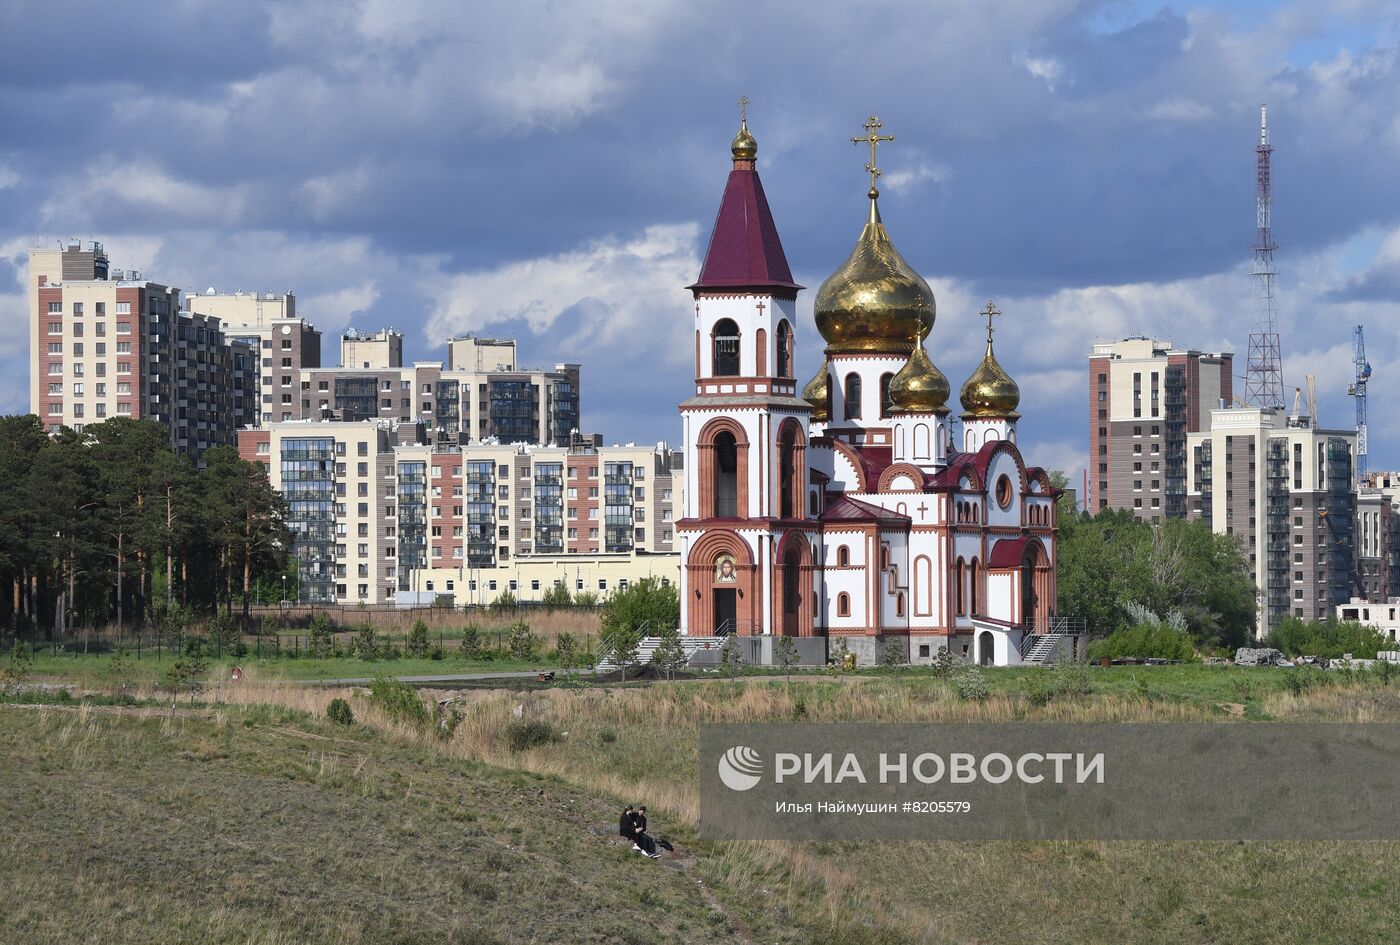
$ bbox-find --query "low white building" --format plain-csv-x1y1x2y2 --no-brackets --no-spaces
1336,598,1400,642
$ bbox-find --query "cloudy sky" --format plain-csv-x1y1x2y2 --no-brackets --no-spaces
3,0,1400,488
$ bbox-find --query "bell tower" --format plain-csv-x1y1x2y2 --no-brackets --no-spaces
679,103,815,638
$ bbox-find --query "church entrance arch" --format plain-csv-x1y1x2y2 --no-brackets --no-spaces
689,531,758,636
978,631,996,666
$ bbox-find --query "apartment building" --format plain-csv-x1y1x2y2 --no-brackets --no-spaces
1088,338,1233,518
240,421,681,604
301,337,581,445
340,328,403,369
186,290,323,425
1186,407,1355,639
1355,471,1400,602
28,242,251,459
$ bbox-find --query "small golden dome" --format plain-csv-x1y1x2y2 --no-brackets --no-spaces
960,335,1020,419
801,362,830,422
813,191,934,354
888,333,950,414
731,119,758,162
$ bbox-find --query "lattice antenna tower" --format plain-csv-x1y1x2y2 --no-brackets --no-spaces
1244,104,1286,410
1348,325,1371,482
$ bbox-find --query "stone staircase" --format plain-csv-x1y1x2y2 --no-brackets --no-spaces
1018,616,1085,666
595,634,728,673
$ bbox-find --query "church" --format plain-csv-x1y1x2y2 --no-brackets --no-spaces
676,111,1059,667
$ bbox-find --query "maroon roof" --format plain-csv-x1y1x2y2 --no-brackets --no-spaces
689,165,802,295
821,494,911,525
988,537,1031,569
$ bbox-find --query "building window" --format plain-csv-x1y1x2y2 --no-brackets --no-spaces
836,545,849,566
879,372,894,418
837,593,851,617
712,318,741,376
775,320,793,377
844,373,862,419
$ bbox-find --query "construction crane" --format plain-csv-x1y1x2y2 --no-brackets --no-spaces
1348,325,1371,482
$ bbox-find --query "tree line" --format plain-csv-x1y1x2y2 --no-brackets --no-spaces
0,415,289,638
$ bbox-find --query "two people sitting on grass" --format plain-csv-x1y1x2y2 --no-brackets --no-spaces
618,804,665,859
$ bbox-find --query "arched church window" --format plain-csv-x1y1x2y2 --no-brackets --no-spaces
783,546,801,614
779,423,798,519
837,545,849,567
713,431,739,517
969,558,979,616
896,593,905,617
809,491,818,516
955,558,966,616
713,319,741,376
776,321,793,378
837,593,851,617
995,474,1013,510
880,372,894,418
844,374,862,419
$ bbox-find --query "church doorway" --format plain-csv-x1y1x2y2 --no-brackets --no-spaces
714,589,738,635
978,631,995,666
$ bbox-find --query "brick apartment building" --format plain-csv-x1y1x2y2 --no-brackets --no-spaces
1088,338,1232,519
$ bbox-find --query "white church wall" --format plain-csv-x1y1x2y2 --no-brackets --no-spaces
827,353,906,428
986,572,1016,624
822,528,869,632
878,529,911,627
984,450,1024,530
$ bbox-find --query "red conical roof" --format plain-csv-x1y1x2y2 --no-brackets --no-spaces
689,159,801,297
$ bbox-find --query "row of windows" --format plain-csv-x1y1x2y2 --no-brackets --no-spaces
47,301,131,315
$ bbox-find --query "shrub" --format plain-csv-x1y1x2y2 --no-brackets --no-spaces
930,647,955,678
308,613,335,659
508,621,537,661
207,613,240,657
880,640,905,673
2,641,32,689
540,583,572,608
774,635,800,680
953,666,989,701
555,632,578,674
573,590,600,608
460,626,484,660
354,623,378,661
326,697,354,726
1086,624,1198,663
491,589,518,612
651,625,687,680
407,619,430,658
368,675,429,727
719,636,744,679
503,719,558,753
430,645,445,661
1054,659,1093,697
1267,617,1391,660
601,577,679,640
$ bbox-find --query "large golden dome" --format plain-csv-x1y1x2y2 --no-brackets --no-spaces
960,333,1020,419
813,191,934,354
801,363,830,421
888,332,949,414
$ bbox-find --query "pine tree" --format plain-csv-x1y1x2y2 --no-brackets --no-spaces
650,624,687,680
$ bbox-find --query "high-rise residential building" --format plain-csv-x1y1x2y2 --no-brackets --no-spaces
1355,471,1400,602
340,328,403,369
28,242,248,460
300,340,581,445
1088,338,1233,518
239,420,680,604
1186,407,1355,639
186,290,323,425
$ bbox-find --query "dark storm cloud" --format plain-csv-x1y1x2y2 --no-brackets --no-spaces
2,0,1400,479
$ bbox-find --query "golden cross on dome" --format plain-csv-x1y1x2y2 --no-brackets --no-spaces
738,95,750,124
913,293,927,348
981,300,1002,342
851,115,894,192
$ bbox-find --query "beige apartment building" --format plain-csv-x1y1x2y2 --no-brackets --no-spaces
1186,407,1355,639
1088,338,1232,518
340,328,403,369
187,290,323,425
240,421,681,604
300,334,581,445
29,243,254,459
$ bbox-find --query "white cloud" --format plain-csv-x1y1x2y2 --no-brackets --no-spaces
882,162,951,196
1146,97,1215,121
423,222,701,360
1014,53,1063,90
0,165,18,190
38,162,250,228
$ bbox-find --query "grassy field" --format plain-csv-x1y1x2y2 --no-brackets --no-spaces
25,651,546,688
0,703,836,945
8,664,1400,943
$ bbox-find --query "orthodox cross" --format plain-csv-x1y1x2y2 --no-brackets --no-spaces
981,300,1002,343
851,115,894,191
916,501,929,517
738,95,750,123
755,300,766,317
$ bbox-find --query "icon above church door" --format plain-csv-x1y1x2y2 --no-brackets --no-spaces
714,554,738,584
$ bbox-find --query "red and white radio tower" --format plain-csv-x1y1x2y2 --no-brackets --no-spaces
1244,104,1286,409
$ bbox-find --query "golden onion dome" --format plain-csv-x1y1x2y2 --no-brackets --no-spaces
888,332,950,414
813,190,934,354
731,118,758,162
960,332,1020,419
801,362,831,422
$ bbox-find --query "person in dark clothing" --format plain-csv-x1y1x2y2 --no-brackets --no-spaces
630,806,660,858
619,805,636,842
